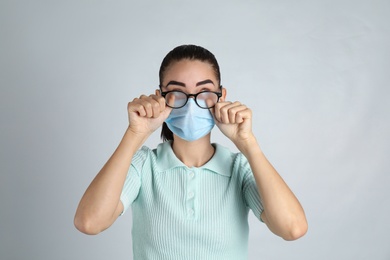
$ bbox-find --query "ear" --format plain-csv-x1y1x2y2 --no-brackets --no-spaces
220,87,227,102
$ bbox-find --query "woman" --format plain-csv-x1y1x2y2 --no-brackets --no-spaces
74,44,308,259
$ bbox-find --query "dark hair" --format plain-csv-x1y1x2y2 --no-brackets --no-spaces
159,44,221,142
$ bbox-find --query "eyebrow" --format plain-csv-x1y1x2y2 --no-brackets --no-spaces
196,79,215,87
165,79,215,88
165,80,185,88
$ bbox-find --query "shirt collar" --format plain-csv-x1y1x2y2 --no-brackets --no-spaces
156,141,232,177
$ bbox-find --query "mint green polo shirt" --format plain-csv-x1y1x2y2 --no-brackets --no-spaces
120,141,263,260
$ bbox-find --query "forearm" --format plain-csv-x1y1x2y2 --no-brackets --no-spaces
236,135,308,240
74,128,148,234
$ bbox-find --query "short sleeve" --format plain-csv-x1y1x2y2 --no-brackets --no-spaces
240,155,264,222
119,146,149,215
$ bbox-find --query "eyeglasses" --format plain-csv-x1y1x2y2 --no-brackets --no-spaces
161,90,222,109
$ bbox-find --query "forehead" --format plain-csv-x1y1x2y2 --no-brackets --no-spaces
162,59,217,84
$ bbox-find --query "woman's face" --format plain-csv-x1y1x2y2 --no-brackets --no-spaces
160,59,221,95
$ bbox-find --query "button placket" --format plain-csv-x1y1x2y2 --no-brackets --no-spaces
186,169,197,220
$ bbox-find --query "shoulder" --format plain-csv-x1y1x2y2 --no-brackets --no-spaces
134,145,153,159
134,143,165,160
131,145,156,170
213,143,248,165
135,142,177,172
210,143,250,178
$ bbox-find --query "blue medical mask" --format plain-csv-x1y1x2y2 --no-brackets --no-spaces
165,98,215,141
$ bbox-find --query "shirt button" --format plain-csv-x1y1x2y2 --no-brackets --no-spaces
188,209,194,215
188,191,194,199
189,172,195,179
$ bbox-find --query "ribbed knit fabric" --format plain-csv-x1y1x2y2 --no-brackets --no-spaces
120,141,263,260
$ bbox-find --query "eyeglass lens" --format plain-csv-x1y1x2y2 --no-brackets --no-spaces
165,91,219,108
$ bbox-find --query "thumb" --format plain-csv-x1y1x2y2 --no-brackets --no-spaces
209,107,221,125
161,105,173,120
209,107,221,128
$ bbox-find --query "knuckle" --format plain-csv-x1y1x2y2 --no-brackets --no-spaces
159,96,166,104
152,101,160,109
128,101,138,111
214,102,222,109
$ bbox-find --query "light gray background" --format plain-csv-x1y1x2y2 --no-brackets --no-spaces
1,0,389,259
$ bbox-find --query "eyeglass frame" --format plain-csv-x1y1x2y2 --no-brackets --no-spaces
159,86,223,109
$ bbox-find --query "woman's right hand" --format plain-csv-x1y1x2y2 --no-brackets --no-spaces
127,93,172,137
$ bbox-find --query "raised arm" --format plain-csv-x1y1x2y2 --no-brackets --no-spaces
238,136,308,240
213,99,308,241
74,93,171,235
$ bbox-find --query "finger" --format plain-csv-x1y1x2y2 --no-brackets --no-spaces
147,95,162,118
161,104,173,119
228,104,248,124
150,95,172,119
213,101,230,122
141,99,154,118
158,96,167,111
224,102,246,123
136,95,152,116
219,101,242,124
235,108,252,124
128,99,147,117
166,93,176,108
138,95,161,118
154,94,173,118
151,100,162,118
150,95,166,112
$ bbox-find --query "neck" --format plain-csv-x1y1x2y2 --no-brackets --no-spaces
171,134,215,167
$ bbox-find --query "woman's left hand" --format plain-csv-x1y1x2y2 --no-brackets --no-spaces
212,101,255,148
